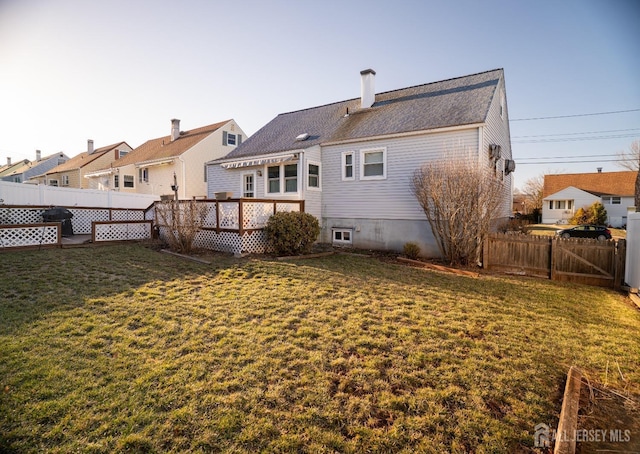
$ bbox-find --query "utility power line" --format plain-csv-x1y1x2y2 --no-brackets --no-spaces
517,158,634,165
510,108,640,121
512,128,640,138
516,153,620,160
512,133,640,143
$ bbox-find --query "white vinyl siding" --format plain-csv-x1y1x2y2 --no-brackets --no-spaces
322,128,479,221
482,77,512,219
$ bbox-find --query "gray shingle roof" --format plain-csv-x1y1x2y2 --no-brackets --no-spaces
221,69,503,160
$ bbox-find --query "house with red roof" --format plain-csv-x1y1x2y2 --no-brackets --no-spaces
542,170,637,227
43,141,132,188
85,119,245,199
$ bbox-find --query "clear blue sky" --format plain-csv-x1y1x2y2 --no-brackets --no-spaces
1,0,638,189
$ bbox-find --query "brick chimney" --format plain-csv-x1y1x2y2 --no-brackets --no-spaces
360,69,376,109
171,119,180,141
88,139,94,154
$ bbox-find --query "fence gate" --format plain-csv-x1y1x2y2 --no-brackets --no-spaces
551,238,624,288
484,233,626,289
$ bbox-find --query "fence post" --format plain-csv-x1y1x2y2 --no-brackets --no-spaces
238,199,244,236
482,236,490,270
614,239,626,291
215,201,220,233
550,237,557,280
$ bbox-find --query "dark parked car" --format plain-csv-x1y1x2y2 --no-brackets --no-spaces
556,225,612,240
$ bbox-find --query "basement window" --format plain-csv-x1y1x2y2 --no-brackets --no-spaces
332,228,353,245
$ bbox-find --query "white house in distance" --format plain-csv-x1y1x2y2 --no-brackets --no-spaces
542,170,637,227
207,68,513,257
86,119,245,199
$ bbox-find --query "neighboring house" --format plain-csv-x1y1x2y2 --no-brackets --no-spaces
0,158,30,180
0,150,69,183
207,68,513,257
542,170,637,227
44,140,132,189
85,119,246,199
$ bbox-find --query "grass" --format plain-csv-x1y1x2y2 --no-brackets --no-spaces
1,244,639,453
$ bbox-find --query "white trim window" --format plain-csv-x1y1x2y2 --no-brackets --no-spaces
123,175,134,188
139,168,149,183
307,161,321,190
267,163,298,194
223,131,242,146
332,228,353,245
48,179,59,187
602,196,621,205
342,151,355,181
61,175,69,186
242,172,255,198
360,147,386,180
114,175,119,188
549,200,573,210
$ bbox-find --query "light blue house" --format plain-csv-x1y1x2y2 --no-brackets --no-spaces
1,150,69,183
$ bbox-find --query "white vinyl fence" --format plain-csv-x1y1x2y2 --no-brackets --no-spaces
0,180,158,209
625,212,640,289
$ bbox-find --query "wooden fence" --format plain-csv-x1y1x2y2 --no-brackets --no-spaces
483,233,627,289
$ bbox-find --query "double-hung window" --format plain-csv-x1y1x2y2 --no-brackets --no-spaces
360,147,386,180
61,175,69,186
139,168,149,183
267,164,298,194
267,166,280,193
123,175,134,188
284,164,297,192
307,162,320,189
342,151,354,181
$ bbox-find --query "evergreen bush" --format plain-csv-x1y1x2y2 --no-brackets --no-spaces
403,242,421,260
264,211,320,256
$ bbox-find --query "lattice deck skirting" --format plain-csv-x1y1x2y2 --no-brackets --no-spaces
0,224,60,249
92,221,152,243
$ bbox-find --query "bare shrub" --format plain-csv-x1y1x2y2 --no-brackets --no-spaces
154,200,208,254
412,158,505,265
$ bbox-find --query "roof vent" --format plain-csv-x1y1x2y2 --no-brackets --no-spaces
296,133,309,141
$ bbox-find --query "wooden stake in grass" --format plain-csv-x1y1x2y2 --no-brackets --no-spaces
554,366,582,454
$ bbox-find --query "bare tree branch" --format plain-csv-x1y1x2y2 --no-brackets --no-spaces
616,140,640,171
412,158,505,265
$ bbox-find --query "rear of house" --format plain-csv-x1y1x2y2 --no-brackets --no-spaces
207,69,514,257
